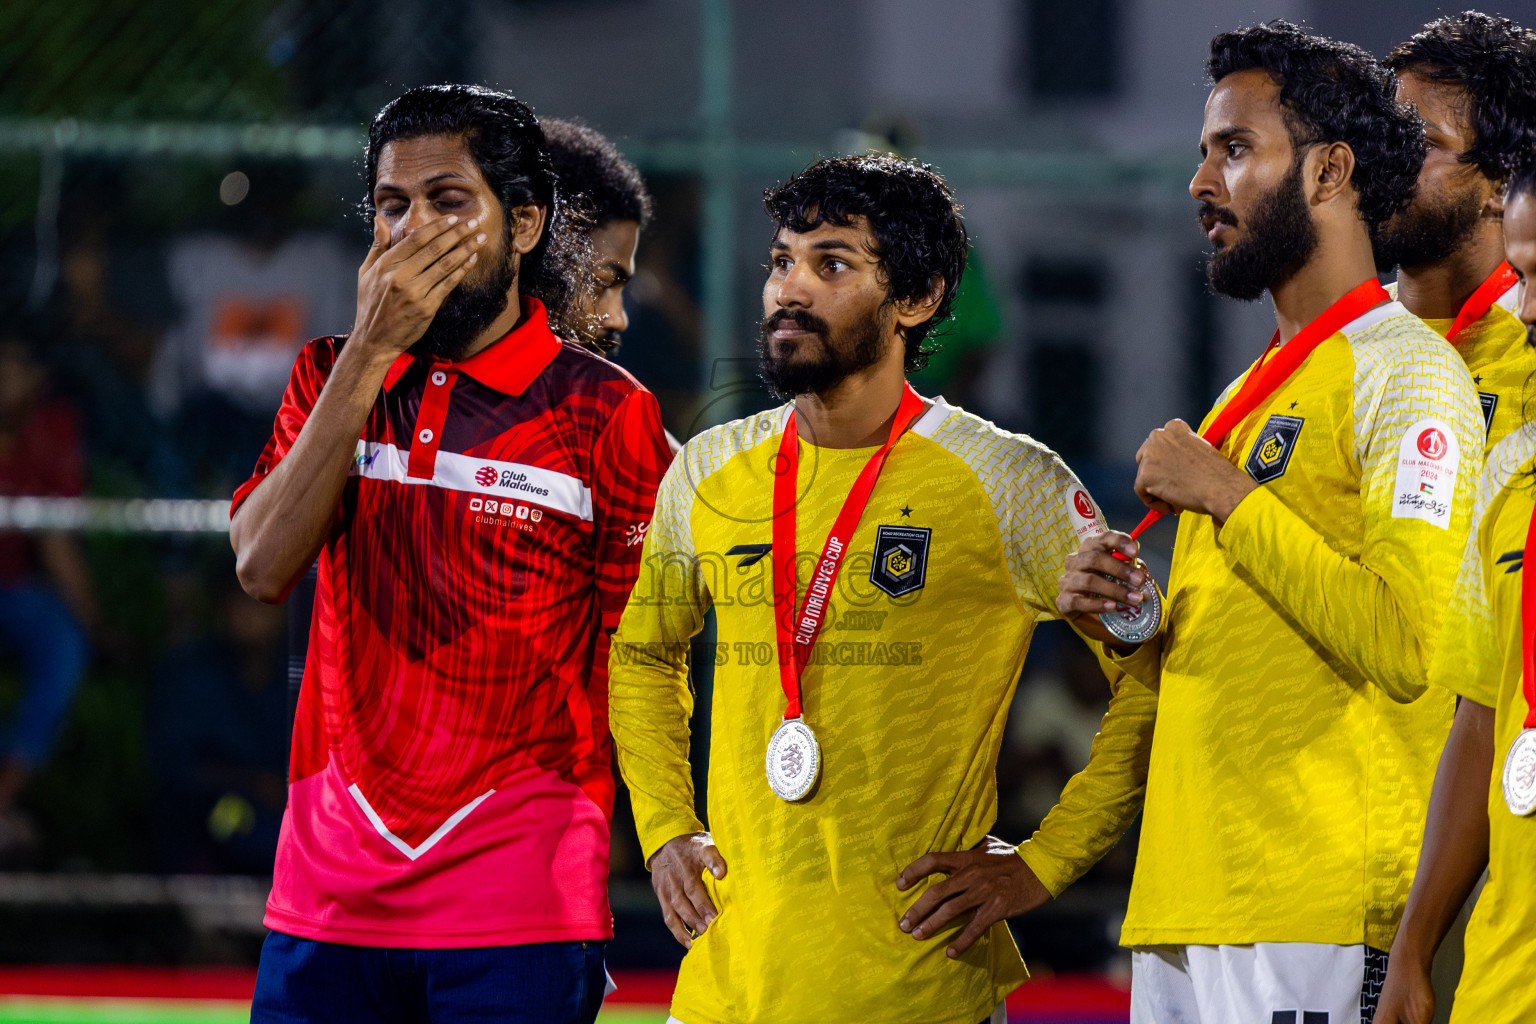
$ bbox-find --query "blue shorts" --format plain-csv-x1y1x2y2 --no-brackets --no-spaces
250,931,608,1024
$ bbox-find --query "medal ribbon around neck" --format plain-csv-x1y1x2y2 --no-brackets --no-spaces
1521,503,1536,730
771,383,926,720
1447,260,1518,344
1122,277,1390,542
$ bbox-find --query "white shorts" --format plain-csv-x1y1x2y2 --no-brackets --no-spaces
1130,943,1389,1024
667,1002,1006,1024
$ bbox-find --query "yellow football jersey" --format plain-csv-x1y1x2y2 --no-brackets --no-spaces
609,397,1154,1024
1427,424,1536,1024
1396,277,1533,450
1020,302,1484,951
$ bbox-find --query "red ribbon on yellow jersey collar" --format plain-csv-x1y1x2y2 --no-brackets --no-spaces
1447,261,1519,344
771,384,926,720
1126,277,1391,540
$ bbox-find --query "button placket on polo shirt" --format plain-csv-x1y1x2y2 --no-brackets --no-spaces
406,364,459,480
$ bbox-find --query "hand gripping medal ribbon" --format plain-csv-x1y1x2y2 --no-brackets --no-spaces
766,384,927,802
1101,278,1392,643
1503,498,1536,817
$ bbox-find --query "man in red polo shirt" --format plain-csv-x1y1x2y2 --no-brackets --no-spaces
230,85,671,1024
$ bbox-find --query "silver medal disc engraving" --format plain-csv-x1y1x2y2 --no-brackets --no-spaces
1098,561,1162,645
1503,728,1536,816
765,718,821,802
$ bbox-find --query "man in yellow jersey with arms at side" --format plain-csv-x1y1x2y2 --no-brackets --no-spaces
1001,23,1484,1023
608,154,1158,1024
1372,44,1536,1024
1375,12,1536,453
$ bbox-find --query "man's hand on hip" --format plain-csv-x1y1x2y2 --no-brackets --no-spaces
650,832,727,950
897,836,1051,957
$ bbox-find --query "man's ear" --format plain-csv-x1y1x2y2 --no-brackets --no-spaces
1310,141,1356,206
1487,178,1508,217
893,275,945,331
509,203,548,255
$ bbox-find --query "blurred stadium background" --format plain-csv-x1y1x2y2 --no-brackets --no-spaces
0,1,1524,1021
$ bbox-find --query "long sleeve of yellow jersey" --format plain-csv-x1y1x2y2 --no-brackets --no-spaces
1215,357,1483,704
1428,428,1529,708
1017,640,1158,896
608,456,708,864
910,410,1163,896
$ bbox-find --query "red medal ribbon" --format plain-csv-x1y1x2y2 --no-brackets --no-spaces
1522,504,1536,729
1126,277,1391,540
1447,260,1518,344
771,384,926,720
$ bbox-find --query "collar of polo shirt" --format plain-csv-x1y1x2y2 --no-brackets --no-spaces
381,297,563,397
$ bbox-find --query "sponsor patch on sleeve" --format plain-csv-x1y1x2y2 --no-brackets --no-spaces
1065,485,1105,540
1390,418,1459,529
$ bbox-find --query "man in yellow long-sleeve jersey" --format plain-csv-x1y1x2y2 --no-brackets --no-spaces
607,154,1157,1024
1368,16,1536,1023
1375,12,1536,454
1018,22,1485,1024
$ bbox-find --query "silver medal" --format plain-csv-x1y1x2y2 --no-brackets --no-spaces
1503,728,1536,816
765,718,821,802
1098,562,1162,645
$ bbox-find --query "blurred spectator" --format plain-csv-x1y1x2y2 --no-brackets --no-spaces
0,336,97,864
998,626,1110,838
46,188,186,497
149,576,287,874
151,165,354,494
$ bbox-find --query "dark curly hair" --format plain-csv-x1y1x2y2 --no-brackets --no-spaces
363,84,594,341
1385,11,1536,183
1208,20,1425,230
542,117,653,231
763,154,967,372
1511,159,1536,204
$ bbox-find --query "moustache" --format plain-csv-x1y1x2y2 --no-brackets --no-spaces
762,308,829,336
1197,201,1239,234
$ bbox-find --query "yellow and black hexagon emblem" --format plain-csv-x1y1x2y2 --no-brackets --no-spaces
1244,414,1304,484
870,525,930,597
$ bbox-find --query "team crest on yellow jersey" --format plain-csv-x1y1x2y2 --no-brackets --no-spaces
870,524,930,597
1480,392,1498,435
1245,414,1304,484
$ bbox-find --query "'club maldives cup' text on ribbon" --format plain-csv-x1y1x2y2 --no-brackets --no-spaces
764,384,926,801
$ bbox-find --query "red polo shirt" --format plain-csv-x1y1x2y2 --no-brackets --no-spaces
232,298,672,947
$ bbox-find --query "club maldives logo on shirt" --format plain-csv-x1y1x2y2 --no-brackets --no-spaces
475,465,551,497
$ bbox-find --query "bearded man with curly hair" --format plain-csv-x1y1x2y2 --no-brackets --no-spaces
1040,21,1485,1023
608,153,1142,1024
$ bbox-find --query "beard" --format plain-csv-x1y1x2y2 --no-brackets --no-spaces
757,306,889,400
410,227,517,362
1201,158,1319,301
1371,185,1485,271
